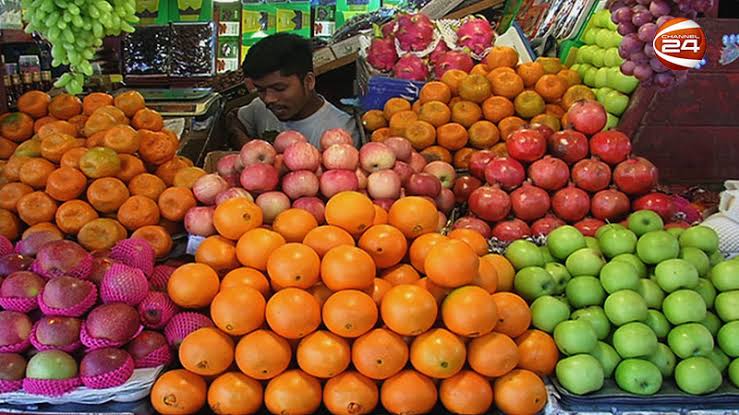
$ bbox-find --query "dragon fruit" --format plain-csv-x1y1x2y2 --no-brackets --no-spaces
429,41,450,66
367,37,399,72
434,51,475,78
456,17,494,55
381,20,397,38
395,13,435,52
393,55,429,81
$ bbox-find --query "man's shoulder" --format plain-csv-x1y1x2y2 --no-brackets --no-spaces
238,97,268,116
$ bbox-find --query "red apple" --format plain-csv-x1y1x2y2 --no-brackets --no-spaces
255,191,291,224
281,170,320,200
355,168,368,190
452,175,482,204
273,154,288,177
320,128,354,151
283,142,321,171
184,206,216,237
373,199,395,211
367,170,401,200
322,144,359,170
423,161,456,189
567,100,607,135
408,152,427,173
240,163,279,194
215,188,253,205
632,192,675,221
293,197,326,224
383,136,413,162
359,142,396,172
320,169,359,198
274,130,307,153
216,154,241,177
193,173,229,205
468,150,495,180
435,188,455,214
437,211,448,232
240,139,276,167
392,161,413,185
406,172,442,198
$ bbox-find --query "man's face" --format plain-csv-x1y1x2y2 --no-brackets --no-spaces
249,71,313,121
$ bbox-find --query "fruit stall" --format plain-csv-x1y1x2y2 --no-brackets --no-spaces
0,0,738,414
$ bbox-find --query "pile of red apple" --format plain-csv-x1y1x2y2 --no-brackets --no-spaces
452,100,683,242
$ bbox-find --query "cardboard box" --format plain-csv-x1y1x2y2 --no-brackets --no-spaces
330,34,362,59
313,47,336,68
134,0,168,25
204,150,239,173
169,0,213,22
419,0,466,19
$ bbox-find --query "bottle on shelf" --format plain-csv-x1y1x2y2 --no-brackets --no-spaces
21,72,33,93
11,73,23,97
4,73,15,109
32,71,42,90
41,70,53,91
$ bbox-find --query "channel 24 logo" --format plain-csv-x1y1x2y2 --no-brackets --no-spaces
653,18,707,70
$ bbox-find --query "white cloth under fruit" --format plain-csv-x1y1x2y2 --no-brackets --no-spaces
701,181,739,258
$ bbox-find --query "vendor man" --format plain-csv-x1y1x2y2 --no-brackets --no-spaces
228,33,360,148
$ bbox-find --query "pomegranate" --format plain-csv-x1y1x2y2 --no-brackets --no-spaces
552,184,590,222
589,130,632,165
492,219,531,242
665,221,690,229
613,157,658,195
510,183,551,221
591,189,631,221
452,217,492,239
547,130,589,164
566,100,607,135
531,215,565,236
468,150,495,180
468,186,511,222
506,128,547,163
571,158,612,192
530,123,555,140
574,218,606,237
484,157,525,190
632,192,675,221
528,156,569,191
452,175,482,204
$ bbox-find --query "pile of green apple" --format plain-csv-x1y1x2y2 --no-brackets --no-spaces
505,210,739,396
570,9,639,122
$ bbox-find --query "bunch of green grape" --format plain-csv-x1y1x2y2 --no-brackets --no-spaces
22,0,138,94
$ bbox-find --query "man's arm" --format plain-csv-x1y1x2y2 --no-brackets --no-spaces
225,107,252,149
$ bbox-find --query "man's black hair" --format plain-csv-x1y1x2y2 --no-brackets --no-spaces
242,33,314,80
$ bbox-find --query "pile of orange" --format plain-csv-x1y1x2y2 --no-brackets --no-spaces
0,89,200,257
362,46,596,170
152,191,557,415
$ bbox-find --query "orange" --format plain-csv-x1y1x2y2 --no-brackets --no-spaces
207,372,262,415
489,71,525,99
150,369,207,415
404,120,436,150
424,239,479,288
381,284,437,336
296,330,351,378
17,90,50,119
325,191,375,236
236,228,285,270
132,108,164,131
358,224,407,269
515,329,559,376
352,328,408,380
265,288,321,339
264,370,322,415
221,267,271,297
468,120,500,149
372,205,388,225
272,208,318,243
235,329,292,380
453,147,476,169
514,90,546,118
67,114,88,133
211,287,266,336
128,173,167,200
562,84,596,110
114,90,146,118
87,177,129,213
85,131,107,148
437,123,469,151
323,371,379,415
389,110,418,137
482,96,515,123
18,158,55,189
0,137,17,159
410,328,466,379
172,166,206,189
179,327,234,376
546,103,566,118
55,200,98,234
156,156,194,186
535,74,568,103
473,256,499,294
470,63,491,77
494,369,548,415
0,182,33,212
498,116,527,141
419,81,452,104
60,147,87,169
195,235,239,272
131,225,173,258
418,101,452,128
450,101,482,128
383,97,411,120
22,222,62,239
531,113,561,132
448,228,488,255
77,218,126,251
361,109,387,132
33,115,57,134
267,243,321,289
440,69,468,96
0,208,20,240
168,263,220,308
420,145,453,163
370,128,391,143
322,290,378,338
412,99,422,114
491,292,531,337
484,254,514,292
517,61,545,87
309,283,334,307
440,370,493,415
458,74,492,103
3,155,30,182
16,191,57,226
388,197,438,239
442,286,497,338
486,46,519,69
370,278,392,305
0,112,34,142
40,132,81,162
558,68,581,87
468,331,519,377
82,92,114,115
103,125,139,154
213,197,263,240
38,120,78,139
321,245,375,291
138,129,178,166
381,370,437,415
115,154,147,183
537,57,563,74
45,167,87,201
409,233,448,273
48,94,82,120
83,109,119,137
381,264,420,286
158,187,197,222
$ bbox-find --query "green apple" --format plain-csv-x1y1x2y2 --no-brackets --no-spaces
608,68,639,94
699,311,722,337
584,237,602,256
628,210,664,236
591,49,606,68
584,67,598,87
604,47,622,67
667,227,685,238
674,357,722,395
554,320,598,355
555,354,604,395
718,321,739,357
710,260,739,292
596,87,614,103
545,262,572,294
594,67,609,87
603,91,629,116
590,341,621,378
613,322,657,358
596,223,626,239
25,350,78,380
530,295,571,333
710,250,725,266
615,359,663,395
540,246,555,264
547,226,586,260
514,267,556,302
571,306,611,340
636,231,680,265
505,240,545,270
706,347,730,372
638,279,665,309
680,247,711,277
679,226,719,254
595,30,610,49
694,278,717,308
599,261,639,294
604,290,648,326
654,259,700,293
611,253,647,278
647,343,677,377
566,276,606,308
662,290,707,325
599,229,637,258
668,323,714,359
644,310,671,339
566,248,605,277
715,290,739,322
729,358,739,387
604,113,619,131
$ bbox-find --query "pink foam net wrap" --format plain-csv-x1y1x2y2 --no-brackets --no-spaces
80,355,135,389
0,379,22,393
31,252,93,280
0,337,31,353
164,312,214,347
37,280,97,317
0,296,38,313
100,263,149,306
29,321,81,353
138,292,178,330
0,236,12,256
80,323,144,351
149,265,176,292
133,344,172,368
110,238,155,278
23,377,81,396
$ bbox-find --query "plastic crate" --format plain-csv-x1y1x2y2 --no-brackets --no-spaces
359,75,426,111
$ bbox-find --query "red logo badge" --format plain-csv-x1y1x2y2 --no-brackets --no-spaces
653,18,707,70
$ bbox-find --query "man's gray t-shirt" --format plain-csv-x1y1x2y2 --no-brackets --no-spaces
237,97,361,148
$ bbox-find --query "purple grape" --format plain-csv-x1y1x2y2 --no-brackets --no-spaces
638,23,658,42
621,60,637,75
649,58,669,72
675,70,689,82
644,44,657,58
684,10,698,19
654,72,674,88
649,0,671,17
656,15,674,27
619,34,643,59
630,51,650,64
632,4,648,12
634,64,654,81
636,0,650,5
632,10,654,26
614,7,634,24
618,22,637,35
693,0,714,12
